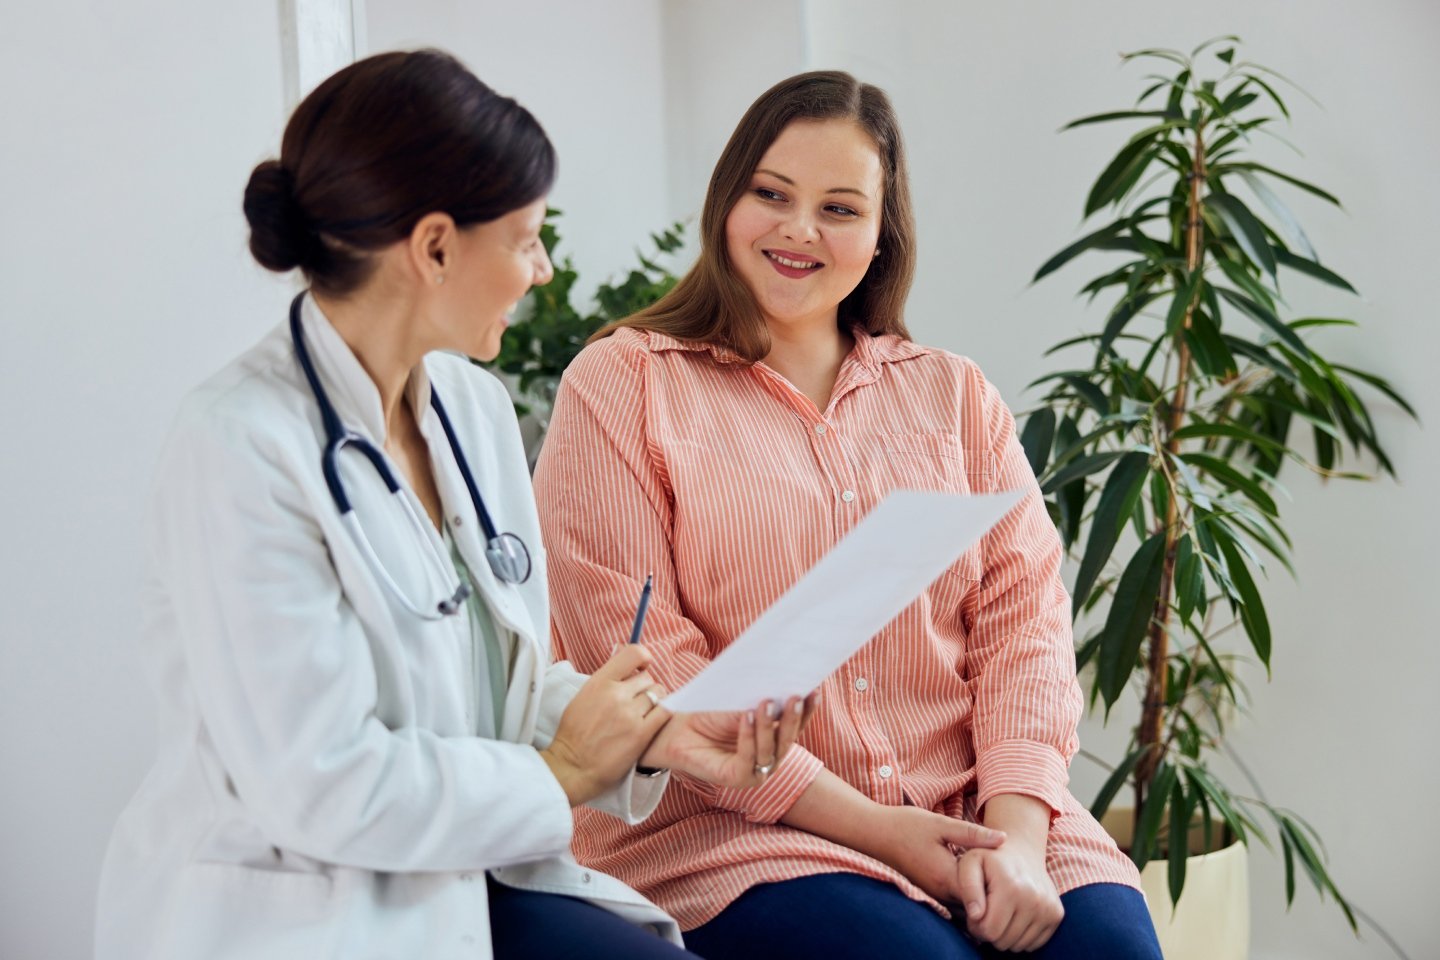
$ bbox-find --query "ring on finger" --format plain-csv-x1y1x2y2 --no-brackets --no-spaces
753,757,776,777
643,688,661,710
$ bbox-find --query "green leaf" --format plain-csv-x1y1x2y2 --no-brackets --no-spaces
1280,825,1297,904
1331,364,1419,419
1273,247,1359,294
1164,270,1203,336
1173,421,1284,453
1174,535,1204,624
1179,453,1279,516
1020,407,1057,478
1192,34,1242,57
1100,288,1163,354
1214,254,1277,313
1169,776,1196,903
1215,532,1272,670
1205,192,1278,280
1073,452,1152,618
1239,171,1316,261
1184,310,1238,378
1186,766,1248,845
1087,139,1161,216
1220,162,1342,207
1060,375,1111,416
1034,219,1135,283
1122,47,1191,68
1090,746,1147,820
1063,109,1181,130
1041,450,1126,495
1097,532,1168,707
1216,287,1311,355
1133,761,1177,870
1246,74,1291,120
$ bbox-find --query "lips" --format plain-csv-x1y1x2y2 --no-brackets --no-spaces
764,249,823,279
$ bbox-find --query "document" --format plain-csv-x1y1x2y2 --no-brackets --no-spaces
663,488,1025,713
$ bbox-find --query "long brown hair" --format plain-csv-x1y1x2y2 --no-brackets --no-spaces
594,70,915,360
244,49,556,297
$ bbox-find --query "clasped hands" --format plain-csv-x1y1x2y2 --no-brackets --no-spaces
540,644,816,807
872,802,1064,953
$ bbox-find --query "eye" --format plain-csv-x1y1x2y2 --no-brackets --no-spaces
754,187,785,202
826,203,859,218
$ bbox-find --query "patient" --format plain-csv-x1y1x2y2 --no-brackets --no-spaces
533,71,1162,959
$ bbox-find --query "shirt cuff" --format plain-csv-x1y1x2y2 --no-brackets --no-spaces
708,746,824,824
974,739,1070,819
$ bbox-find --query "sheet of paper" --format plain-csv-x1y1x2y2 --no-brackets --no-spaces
662,488,1025,713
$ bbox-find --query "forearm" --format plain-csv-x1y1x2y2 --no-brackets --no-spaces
780,768,893,859
980,793,1050,853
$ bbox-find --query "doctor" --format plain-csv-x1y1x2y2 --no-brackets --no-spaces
95,49,809,960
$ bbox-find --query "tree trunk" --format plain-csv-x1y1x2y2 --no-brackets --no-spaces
1135,126,1206,821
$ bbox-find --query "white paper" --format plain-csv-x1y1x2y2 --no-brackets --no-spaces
663,488,1025,712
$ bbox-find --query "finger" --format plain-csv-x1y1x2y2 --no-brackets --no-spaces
594,643,654,680
635,683,667,716
737,709,758,777
753,699,780,772
639,698,671,739
990,908,1031,953
973,894,1015,947
772,696,805,761
799,690,822,730
946,820,1006,851
1013,917,1056,954
616,670,657,700
954,852,987,927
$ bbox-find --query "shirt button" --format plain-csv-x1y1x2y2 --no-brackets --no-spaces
815,423,827,435
879,764,894,779
840,490,856,503
854,677,869,692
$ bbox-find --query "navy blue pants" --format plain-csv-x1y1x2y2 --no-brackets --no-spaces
488,877,699,959
683,873,1163,959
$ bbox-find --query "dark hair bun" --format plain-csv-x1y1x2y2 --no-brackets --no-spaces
243,159,311,272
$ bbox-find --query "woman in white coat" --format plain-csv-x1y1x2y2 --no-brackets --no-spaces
95,49,809,960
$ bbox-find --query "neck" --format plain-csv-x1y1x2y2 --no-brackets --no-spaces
311,288,427,433
762,311,853,412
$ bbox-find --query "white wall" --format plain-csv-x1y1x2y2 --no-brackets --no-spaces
4,2,1433,957
0,2,292,957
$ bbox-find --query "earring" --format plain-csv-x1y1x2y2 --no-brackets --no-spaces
873,248,881,258
435,275,445,285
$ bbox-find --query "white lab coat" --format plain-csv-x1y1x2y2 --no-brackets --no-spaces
95,296,682,959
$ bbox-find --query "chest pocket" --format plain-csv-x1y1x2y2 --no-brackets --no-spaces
880,433,991,586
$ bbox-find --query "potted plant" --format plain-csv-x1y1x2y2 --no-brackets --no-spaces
484,210,685,461
1022,36,1414,958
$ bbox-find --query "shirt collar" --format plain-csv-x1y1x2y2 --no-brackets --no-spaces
299,292,435,444
643,324,929,372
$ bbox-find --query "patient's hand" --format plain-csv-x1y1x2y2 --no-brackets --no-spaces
871,806,1006,904
640,693,817,789
955,839,1063,952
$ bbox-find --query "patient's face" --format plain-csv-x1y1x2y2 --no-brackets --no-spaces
724,119,883,334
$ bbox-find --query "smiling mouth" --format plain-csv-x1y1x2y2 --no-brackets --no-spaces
765,250,822,270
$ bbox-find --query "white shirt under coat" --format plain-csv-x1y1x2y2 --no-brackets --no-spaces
95,295,680,959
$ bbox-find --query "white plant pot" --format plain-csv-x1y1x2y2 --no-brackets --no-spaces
1101,808,1250,960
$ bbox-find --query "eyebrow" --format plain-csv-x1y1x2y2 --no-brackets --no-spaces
755,168,870,200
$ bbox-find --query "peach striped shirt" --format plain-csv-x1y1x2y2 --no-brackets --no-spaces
533,326,1140,930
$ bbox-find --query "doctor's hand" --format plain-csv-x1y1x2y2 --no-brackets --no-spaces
640,692,818,789
540,645,669,807
870,806,1007,906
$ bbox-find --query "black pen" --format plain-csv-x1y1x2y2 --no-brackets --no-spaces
627,573,654,645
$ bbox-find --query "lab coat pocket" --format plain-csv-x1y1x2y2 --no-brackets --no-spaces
152,861,341,960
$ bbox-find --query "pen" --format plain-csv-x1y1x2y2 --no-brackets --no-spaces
627,573,653,645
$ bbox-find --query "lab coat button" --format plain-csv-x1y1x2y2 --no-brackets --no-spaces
581,872,592,883
530,681,538,693
841,489,856,503
453,515,463,527
461,873,474,883
854,677,869,692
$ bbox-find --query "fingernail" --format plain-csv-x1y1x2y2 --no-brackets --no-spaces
767,703,781,720
747,710,756,725
794,700,805,714
967,901,982,919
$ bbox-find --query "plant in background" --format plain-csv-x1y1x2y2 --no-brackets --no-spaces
1023,37,1415,922
484,209,685,430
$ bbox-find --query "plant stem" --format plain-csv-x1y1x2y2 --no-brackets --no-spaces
1135,123,1207,821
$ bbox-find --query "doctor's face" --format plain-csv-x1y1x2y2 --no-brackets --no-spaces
445,197,553,361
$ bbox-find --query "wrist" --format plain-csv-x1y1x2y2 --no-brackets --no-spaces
539,744,596,807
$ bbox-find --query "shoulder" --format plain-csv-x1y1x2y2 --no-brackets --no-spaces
871,334,995,397
425,350,514,418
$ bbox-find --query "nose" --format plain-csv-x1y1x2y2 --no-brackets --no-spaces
532,246,554,286
781,206,820,244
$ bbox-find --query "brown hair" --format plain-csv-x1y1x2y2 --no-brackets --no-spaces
595,70,914,360
243,49,556,297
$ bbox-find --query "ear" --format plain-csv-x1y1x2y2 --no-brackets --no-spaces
406,212,459,286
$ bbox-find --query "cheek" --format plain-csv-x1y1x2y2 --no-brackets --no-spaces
725,201,768,256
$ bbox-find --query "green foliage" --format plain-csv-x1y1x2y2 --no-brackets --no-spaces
1027,38,1416,921
483,209,685,418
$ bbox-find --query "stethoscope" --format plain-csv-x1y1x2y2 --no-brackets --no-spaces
289,293,531,621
